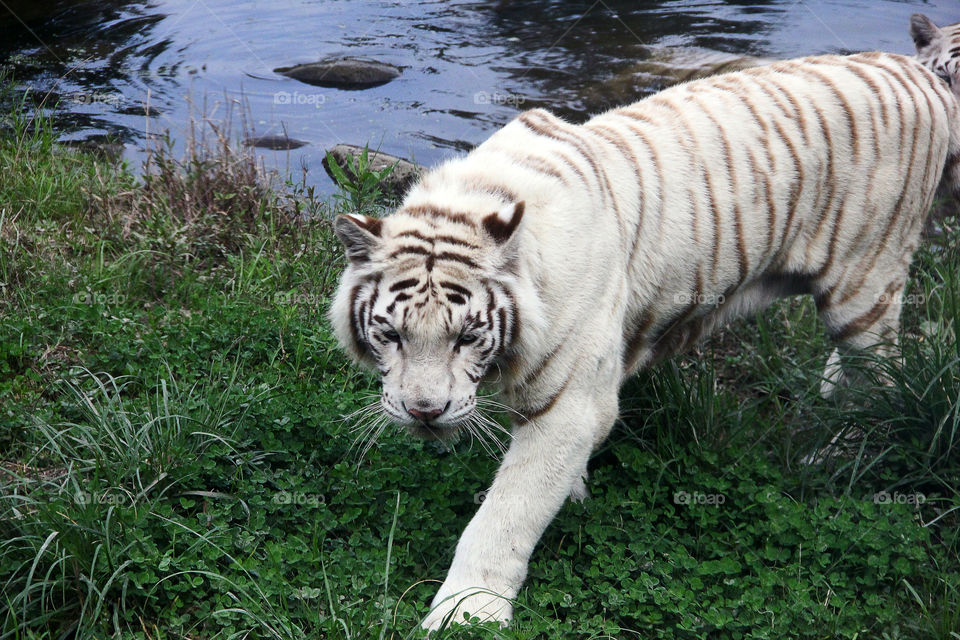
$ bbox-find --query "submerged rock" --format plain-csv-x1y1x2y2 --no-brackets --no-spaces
59,136,125,162
581,47,774,113
274,58,401,89
117,103,160,117
629,47,774,86
243,135,308,150
322,144,423,196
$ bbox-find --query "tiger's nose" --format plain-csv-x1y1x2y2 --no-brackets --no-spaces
406,402,449,423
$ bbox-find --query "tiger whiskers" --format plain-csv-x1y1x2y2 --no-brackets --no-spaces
342,396,515,462
462,416,503,459
345,399,391,463
358,413,392,462
354,413,393,463
340,394,383,425
477,394,528,423
462,408,512,459
345,402,384,435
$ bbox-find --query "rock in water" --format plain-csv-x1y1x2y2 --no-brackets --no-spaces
60,136,125,162
628,48,773,85
322,144,423,196
274,58,401,89
580,48,774,113
243,135,309,150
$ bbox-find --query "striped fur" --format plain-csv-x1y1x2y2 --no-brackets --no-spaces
330,51,960,630
912,13,960,97
912,14,960,199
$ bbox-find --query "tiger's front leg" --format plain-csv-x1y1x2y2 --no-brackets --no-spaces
421,380,619,631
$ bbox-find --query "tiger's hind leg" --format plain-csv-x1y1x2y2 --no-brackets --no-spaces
815,267,908,399
800,268,909,464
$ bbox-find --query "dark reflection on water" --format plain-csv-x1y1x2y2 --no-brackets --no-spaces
0,0,956,191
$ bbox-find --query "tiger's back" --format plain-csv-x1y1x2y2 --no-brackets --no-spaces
590,52,959,372
389,52,959,417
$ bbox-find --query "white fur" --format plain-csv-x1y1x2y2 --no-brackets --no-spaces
911,14,960,199
912,14,960,99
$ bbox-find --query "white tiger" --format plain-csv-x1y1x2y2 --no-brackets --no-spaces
330,41,960,629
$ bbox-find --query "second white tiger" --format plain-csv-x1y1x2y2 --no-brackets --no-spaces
331,51,960,629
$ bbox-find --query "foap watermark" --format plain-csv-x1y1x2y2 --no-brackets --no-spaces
474,490,489,504
72,489,131,506
873,490,926,505
70,91,124,107
272,491,325,507
273,91,326,108
874,291,925,306
272,291,323,307
673,490,726,506
473,90,526,107
73,291,127,306
674,291,725,306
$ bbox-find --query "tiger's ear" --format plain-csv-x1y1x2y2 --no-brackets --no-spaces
482,201,525,244
910,14,941,50
334,214,382,263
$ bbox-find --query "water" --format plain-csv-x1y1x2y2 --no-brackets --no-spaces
1,0,956,192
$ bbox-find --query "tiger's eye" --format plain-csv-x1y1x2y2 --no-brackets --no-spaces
457,334,479,347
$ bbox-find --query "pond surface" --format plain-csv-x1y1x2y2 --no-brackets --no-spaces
1,0,956,192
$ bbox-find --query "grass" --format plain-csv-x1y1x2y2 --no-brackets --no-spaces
0,96,958,639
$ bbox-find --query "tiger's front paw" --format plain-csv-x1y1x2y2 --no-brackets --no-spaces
421,580,513,631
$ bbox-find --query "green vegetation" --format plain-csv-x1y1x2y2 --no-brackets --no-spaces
0,100,958,639
325,146,398,216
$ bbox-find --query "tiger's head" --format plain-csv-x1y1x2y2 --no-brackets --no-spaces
330,199,529,440
911,14,960,97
